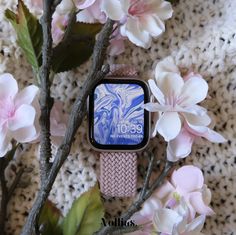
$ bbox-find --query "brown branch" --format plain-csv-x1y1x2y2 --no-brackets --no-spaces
139,151,155,199
96,160,175,235
21,19,114,235
38,0,55,184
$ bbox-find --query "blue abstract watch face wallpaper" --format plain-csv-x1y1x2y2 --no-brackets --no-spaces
92,82,145,146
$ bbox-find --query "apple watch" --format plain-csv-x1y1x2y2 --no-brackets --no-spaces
88,66,150,197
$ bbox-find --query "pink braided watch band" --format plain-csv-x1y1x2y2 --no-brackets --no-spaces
100,152,137,197
100,64,138,197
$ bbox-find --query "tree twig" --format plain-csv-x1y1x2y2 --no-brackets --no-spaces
96,160,175,235
21,19,114,235
139,151,155,199
38,0,55,184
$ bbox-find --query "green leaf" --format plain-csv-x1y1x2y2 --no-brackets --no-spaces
63,183,104,235
39,200,63,235
5,0,42,72
52,13,102,73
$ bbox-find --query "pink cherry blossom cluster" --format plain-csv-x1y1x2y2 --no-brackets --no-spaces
0,73,67,158
144,57,226,162
31,0,173,54
129,165,213,235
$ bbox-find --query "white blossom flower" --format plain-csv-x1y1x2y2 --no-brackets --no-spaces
0,73,39,157
144,57,209,141
157,165,214,220
101,0,173,48
153,199,206,235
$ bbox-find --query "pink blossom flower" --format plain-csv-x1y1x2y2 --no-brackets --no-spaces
0,73,39,157
128,167,210,235
157,165,214,220
101,0,173,48
153,199,206,235
144,57,210,142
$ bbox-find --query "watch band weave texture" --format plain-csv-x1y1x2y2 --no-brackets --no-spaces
99,64,138,197
100,152,137,197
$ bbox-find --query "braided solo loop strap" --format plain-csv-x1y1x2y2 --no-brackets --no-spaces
99,64,138,197
108,64,138,77
100,152,137,197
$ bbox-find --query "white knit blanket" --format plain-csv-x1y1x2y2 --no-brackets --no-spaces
0,0,236,234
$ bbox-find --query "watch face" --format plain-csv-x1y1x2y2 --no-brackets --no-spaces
88,78,149,150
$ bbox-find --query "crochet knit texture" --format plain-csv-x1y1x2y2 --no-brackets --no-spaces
0,0,236,234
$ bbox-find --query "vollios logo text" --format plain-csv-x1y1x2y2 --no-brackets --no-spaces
101,217,137,227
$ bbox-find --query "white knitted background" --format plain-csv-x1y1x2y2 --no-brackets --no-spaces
0,0,236,234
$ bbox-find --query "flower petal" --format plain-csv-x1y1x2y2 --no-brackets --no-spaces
184,112,211,127
141,197,162,218
150,112,159,137
10,125,37,143
8,104,36,131
14,85,39,108
189,192,215,216
143,102,169,112
153,208,182,233
156,112,181,141
101,0,124,21
167,148,180,162
184,115,226,143
155,57,180,81
0,127,12,158
76,9,97,23
180,105,207,116
0,73,18,99
121,18,151,48
202,184,212,205
148,79,165,104
167,128,194,160
57,0,74,13
74,0,96,9
153,1,173,20
185,215,206,233
156,73,184,100
201,128,227,143
140,15,164,37
156,181,175,199
171,166,204,192
179,75,208,106
77,0,106,24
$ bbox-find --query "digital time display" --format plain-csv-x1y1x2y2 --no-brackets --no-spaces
92,82,145,146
